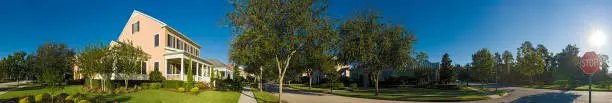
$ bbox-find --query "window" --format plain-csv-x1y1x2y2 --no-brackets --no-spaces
154,62,159,71
177,40,182,49
154,34,159,47
184,44,187,51
167,35,174,48
167,64,173,74
132,21,139,34
141,61,147,74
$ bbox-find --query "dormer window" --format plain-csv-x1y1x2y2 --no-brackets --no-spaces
132,21,140,34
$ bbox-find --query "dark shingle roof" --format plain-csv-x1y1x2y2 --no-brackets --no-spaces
205,59,227,67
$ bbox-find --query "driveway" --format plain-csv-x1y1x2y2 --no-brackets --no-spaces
264,83,612,103
0,81,30,88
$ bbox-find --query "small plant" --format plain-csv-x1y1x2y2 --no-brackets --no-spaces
195,82,210,90
19,97,31,103
65,96,73,101
190,87,200,94
78,100,90,103
178,87,186,92
149,70,165,81
349,83,358,89
35,93,49,102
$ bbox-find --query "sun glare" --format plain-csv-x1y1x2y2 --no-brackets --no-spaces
589,30,606,48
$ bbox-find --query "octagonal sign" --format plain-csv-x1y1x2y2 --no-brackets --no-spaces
581,52,600,74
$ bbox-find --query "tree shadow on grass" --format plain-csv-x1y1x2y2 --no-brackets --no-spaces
511,92,580,103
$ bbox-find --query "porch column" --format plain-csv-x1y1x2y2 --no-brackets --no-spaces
196,63,200,81
181,57,184,80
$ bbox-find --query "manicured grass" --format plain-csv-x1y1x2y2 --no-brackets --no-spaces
108,90,240,103
0,85,241,103
253,91,279,103
0,85,84,99
288,84,489,102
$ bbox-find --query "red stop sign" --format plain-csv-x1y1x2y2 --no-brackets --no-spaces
581,52,600,74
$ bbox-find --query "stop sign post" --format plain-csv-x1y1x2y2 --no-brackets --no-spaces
581,52,600,103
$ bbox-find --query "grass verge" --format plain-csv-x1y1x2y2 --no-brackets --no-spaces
288,84,489,102
253,90,279,103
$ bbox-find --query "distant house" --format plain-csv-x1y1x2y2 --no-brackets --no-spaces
350,60,441,85
205,59,233,79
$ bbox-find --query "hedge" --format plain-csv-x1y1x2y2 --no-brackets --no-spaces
162,80,184,88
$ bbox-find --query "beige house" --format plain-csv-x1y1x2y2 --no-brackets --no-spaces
77,10,233,83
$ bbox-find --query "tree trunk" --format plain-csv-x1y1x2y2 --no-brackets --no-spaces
374,72,380,96
259,67,263,91
309,75,312,90
125,78,129,88
329,80,333,93
89,78,93,88
278,77,284,103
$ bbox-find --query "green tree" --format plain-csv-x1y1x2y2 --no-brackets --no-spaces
112,41,149,88
34,42,75,101
226,0,333,101
554,44,581,81
338,10,416,95
516,41,545,85
149,70,164,81
5,51,27,86
472,48,494,88
594,55,609,82
186,58,194,89
76,42,111,88
439,53,453,84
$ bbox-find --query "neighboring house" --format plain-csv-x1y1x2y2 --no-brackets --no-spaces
205,59,233,79
76,10,220,83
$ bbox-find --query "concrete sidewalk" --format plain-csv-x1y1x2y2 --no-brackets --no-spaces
0,81,31,95
238,87,258,103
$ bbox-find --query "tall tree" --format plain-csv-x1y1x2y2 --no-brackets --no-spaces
5,51,27,86
338,10,415,95
516,41,544,84
439,53,453,84
502,50,514,84
76,42,112,88
554,45,581,81
415,52,429,85
494,52,502,86
112,41,149,88
226,0,332,101
472,48,494,88
34,42,75,101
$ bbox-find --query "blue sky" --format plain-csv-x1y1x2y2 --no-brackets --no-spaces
1,0,611,67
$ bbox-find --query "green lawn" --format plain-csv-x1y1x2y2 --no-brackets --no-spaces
0,85,241,103
0,85,84,99
108,90,240,103
287,84,489,102
253,91,279,103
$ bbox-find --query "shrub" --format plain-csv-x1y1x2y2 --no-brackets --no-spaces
19,97,30,103
85,79,101,87
78,100,90,103
349,83,358,89
535,82,546,87
555,80,570,89
34,93,49,102
319,83,344,89
597,80,612,89
162,80,184,88
190,87,200,94
65,96,73,101
149,70,165,81
141,83,150,89
195,82,210,90
54,93,69,102
149,82,162,89
178,87,186,92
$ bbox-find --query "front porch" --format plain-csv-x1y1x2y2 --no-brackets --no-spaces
165,47,212,83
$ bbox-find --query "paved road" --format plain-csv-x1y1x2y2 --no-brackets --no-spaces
264,84,612,103
0,81,30,88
